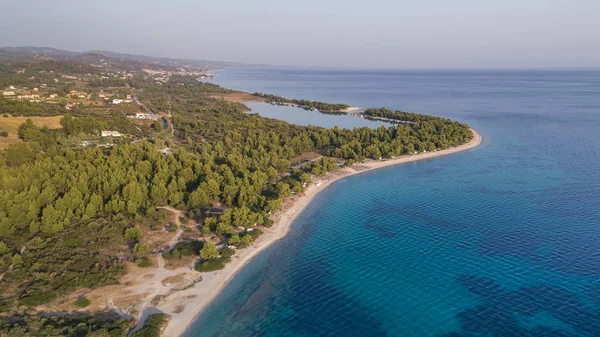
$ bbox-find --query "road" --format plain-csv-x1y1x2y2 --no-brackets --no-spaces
134,90,172,131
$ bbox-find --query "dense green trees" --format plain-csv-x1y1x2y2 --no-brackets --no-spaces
363,107,452,122
200,242,218,260
0,93,471,309
252,93,350,112
164,240,203,260
0,313,132,336
0,57,473,318
4,142,36,167
61,113,108,135
0,97,67,117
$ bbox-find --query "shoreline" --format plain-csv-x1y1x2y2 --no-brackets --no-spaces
160,128,482,337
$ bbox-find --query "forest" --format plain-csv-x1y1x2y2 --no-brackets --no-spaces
0,313,132,336
0,57,473,335
0,98,67,117
1,88,471,305
362,107,451,122
252,92,350,112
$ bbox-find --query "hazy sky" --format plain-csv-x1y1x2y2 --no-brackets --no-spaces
1,0,598,69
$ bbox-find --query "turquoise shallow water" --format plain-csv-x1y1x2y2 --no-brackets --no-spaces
184,68,600,337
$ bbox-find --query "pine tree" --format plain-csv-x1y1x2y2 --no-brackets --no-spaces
200,242,218,260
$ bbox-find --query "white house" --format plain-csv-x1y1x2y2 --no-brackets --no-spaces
101,131,124,137
2,91,15,97
112,99,124,104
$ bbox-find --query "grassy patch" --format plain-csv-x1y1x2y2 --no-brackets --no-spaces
161,273,185,286
75,296,91,308
0,115,63,149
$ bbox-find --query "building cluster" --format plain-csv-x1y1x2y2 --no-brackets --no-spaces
142,68,211,77
2,80,136,110
142,67,212,84
70,90,89,99
1,90,42,102
112,94,134,104
18,94,40,101
95,71,134,80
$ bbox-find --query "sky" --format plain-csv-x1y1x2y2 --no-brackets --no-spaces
1,0,599,69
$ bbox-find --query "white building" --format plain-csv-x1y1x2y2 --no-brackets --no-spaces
2,91,15,97
112,99,124,104
101,131,124,137
134,112,159,120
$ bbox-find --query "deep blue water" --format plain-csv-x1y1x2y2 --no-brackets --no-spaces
184,67,600,337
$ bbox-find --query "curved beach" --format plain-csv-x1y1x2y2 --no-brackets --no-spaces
160,129,483,337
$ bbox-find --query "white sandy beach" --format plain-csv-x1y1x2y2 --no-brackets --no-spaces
341,106,364,113
157,128,482,337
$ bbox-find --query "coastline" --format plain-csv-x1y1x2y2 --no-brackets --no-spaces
160,128,482,337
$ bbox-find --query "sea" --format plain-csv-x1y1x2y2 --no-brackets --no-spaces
183,67,600,337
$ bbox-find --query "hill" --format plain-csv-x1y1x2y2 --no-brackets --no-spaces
0,46,240,69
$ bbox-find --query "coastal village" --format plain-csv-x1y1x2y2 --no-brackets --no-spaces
0,54,214,150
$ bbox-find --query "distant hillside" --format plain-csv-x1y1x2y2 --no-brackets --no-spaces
0,46,241,69
91,49,241,68
0,46,80,57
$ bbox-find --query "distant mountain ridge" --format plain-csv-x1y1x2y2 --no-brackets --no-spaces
0,46,242,68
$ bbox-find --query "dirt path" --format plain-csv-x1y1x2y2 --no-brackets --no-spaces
157,206,184,249
126,206,187,334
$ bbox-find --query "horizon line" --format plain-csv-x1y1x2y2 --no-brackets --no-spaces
3,45,600,72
